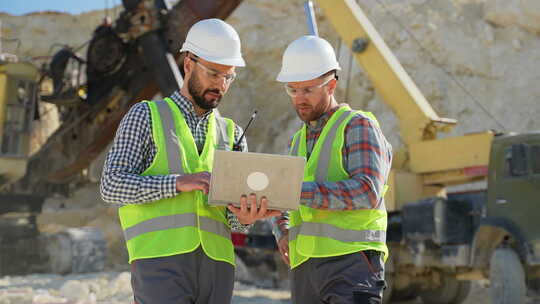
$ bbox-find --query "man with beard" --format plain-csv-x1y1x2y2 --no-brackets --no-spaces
100,19,279,304
272,35,393,304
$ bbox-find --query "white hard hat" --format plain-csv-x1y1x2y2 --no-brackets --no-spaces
180,18,245,67
276,35,341,82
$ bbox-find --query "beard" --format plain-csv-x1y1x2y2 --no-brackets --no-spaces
188,71,223,110
295,95,328,123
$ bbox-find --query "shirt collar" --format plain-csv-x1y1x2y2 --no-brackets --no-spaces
307,103,348,131
170,91,213,119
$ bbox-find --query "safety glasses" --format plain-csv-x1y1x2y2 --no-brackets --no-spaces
189,57,236,84
284,76,335,97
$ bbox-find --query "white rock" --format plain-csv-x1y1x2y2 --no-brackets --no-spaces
483,24,495,46
59,280,90,301
111,272,132,294
512,38,522,50
33,292,68,304
0,288,34,304
484,0,540,34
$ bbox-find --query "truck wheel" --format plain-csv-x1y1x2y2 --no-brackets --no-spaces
419,273,471,304
45,227,107,274
489,247,526,304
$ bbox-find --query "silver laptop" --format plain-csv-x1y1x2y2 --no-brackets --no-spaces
208,150,306,211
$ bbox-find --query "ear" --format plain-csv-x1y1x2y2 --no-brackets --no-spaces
327,78,338,96
183,55,192,76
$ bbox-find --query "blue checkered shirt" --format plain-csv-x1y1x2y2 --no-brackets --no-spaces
100,91,249,232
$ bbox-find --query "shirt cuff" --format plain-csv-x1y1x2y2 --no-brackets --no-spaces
227,209,251,233
270,215,288,242
162,174,180,198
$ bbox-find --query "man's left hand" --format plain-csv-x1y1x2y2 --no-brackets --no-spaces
227,193,281,225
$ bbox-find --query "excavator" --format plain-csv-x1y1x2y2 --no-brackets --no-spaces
1,0,539,303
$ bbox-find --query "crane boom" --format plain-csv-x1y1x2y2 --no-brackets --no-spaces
313,0,493,208
314,0,457,145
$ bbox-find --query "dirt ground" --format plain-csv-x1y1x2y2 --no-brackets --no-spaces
0,271,498,304
0,271,291,304
1,271,539,304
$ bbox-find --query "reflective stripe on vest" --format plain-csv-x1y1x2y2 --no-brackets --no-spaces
289,223,386,243
158,100,231,162
288,106,388,268
291,109,352,182
124,101,232,241
156,100,184,174
123,213,230,241
119,98,236,264
291,109,386,211
292,109,386,241
215,112,231,151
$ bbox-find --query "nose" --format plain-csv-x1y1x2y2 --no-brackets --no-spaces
293,94,308,105
216,76,228,91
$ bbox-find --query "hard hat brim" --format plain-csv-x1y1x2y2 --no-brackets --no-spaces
180,43,245,67
276,67,341,83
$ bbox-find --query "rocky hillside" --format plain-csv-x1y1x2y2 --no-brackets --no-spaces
225,0,540,152
2,0,539,154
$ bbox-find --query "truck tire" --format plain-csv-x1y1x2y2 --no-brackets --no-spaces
489,247,526,304
419,273,471,304
45,227,107,274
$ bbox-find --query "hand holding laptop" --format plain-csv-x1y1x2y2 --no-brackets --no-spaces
226,193,282,225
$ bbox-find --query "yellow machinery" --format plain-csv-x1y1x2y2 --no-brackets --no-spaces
314,0,494,211
0,57,39,189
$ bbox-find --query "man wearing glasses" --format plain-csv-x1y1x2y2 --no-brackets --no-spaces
272,35,393,304
101,19,278,304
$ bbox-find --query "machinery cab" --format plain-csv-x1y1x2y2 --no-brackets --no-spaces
0,57,39,187
479,132,540,268
487,132,540,245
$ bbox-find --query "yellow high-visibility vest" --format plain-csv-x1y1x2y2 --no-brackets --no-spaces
118,98,237,265
288,105,388,268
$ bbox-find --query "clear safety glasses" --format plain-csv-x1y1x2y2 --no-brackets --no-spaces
284,76,335,97
189,57,236,84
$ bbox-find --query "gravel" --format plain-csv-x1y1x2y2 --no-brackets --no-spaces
1,272,539,304
0,272,291,304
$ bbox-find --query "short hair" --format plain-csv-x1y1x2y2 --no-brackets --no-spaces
318,69,338,80
179,52,187,77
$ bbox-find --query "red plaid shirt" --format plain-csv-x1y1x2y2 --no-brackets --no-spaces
272,104,392,240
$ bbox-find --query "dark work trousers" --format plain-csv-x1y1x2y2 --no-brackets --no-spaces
131,246,234,304
291,250,385,304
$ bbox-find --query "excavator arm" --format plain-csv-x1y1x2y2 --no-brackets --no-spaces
314,0,457,144
9,0,243,195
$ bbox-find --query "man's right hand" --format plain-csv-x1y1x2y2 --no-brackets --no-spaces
278,233,290,266
175,171,211,194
